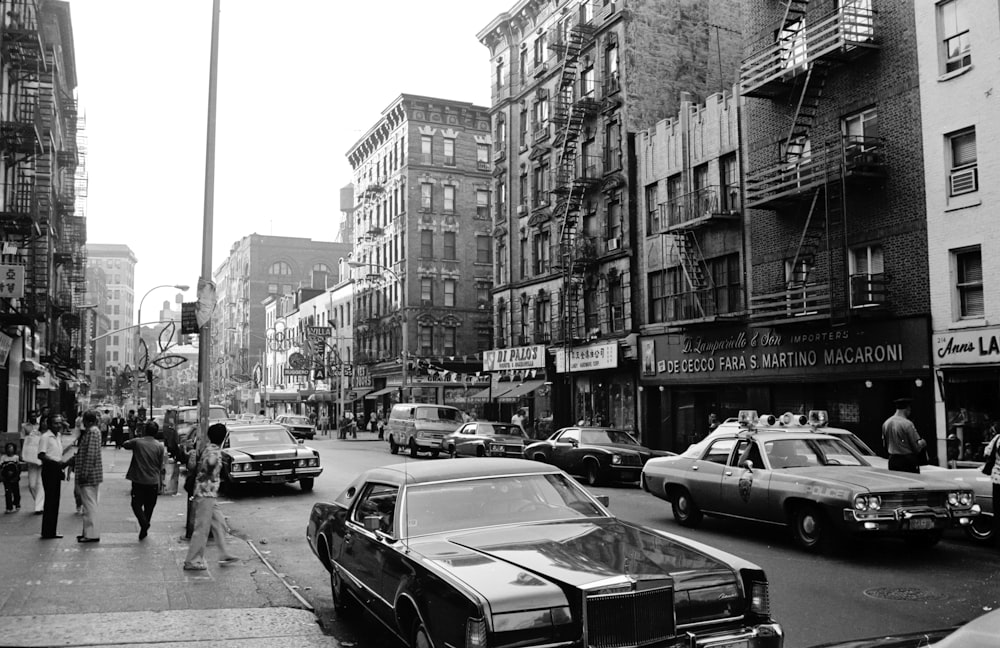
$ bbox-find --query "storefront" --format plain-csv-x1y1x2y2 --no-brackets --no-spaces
481,344,550,435
932,325,1000,465
639,316,933,456
552,339,638,439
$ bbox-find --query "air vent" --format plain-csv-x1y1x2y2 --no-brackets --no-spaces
950,167,978,196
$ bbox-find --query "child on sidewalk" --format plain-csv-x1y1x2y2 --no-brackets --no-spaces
1,442,21,513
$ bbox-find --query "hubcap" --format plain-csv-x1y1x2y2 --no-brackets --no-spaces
801,514,817,537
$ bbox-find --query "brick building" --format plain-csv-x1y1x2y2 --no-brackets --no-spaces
478,0,742,433
916,0,1000,463
346,94,493,411
634,0,933,454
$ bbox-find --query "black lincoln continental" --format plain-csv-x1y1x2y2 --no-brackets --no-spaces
306,458,783,648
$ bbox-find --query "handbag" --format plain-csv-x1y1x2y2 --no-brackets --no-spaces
982,442,997,476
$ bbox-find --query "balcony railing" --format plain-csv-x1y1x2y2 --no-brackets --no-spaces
741,2,878,98
555,235,598,270
602,73,621,97
746,136,886,209
750,282,831,325
661,184,741,230
477,160,491,171
850,273,889,309
532,123,552,145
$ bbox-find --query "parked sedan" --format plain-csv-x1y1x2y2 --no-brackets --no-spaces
642,422,979,551
524,426,664,486
275,414,316,440
443,421,527,458
808,607,1000,648
306,458,784,648
937,466,994,542
220,424,321,491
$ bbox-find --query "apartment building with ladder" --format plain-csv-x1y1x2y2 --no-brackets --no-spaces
478,0,741,433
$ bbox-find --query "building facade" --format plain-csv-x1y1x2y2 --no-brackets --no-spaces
85,244,137,372
210,233,352,407
478,0,742,434
346,94,494,412
916,0,1000,463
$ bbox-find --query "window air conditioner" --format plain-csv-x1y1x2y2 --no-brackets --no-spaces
607,237,621,251
950,167,978,196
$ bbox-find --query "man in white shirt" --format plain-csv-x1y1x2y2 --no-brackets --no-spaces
37,414,67,539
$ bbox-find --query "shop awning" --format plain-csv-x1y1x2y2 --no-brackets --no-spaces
267,391,301,402
468,379,518,402
497,380,546,403
365,386,399,399
307,391,335,402
348,387,372,402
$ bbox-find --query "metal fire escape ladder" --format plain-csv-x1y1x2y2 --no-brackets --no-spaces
779,0,810,36
672,230,713,317
783,60,829,161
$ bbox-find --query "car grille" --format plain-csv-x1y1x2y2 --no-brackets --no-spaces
620,455,642,467
586,586,675,648
879,492,947,509
262,460,293,470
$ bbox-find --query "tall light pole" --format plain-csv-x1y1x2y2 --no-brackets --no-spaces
348,261,407,403
137,284,189,413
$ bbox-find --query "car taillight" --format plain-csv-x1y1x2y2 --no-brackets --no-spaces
465,617,487,648
750,581,770,616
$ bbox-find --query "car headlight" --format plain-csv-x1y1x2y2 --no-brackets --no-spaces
492,606,572,632
948,491,974,507
310,458,319,467
232,463,243,472
853,494,881,511
297,459,307,468
611,454,622,465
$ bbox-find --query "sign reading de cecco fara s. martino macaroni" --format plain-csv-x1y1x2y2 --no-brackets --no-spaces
483,345,546,372
644,316,930,383
933,324,1000,366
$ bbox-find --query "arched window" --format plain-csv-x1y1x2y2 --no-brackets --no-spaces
269,261,292,276
313,263,330,273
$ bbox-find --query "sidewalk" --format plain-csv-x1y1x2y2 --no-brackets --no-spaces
0,445,334,647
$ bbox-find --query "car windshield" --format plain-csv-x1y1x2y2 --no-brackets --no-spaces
414,407,460,422
764,437,867,468
403,473,605,536
179,407,228,424
482,423,524,437
227,428,295,447
835,432,877,457
284,416,311,425
580,429,639,445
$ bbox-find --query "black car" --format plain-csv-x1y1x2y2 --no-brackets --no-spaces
220,424,321,491
524,426,667,486
306,458,783,648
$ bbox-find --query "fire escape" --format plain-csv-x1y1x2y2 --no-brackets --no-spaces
548,18,597,347
741,0,884,326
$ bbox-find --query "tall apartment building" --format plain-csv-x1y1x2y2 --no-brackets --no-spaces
346,94,493,409
211,234,351,400
916,0,1000,463
0,1,83,437
478,0,742,432
86,244,137,370
668,0,929,456
81,268,110,403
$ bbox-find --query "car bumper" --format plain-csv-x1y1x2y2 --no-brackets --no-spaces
414,437,445,450
605,465,644,483
842,505,980,532
544,622,783,648
229,467,323,484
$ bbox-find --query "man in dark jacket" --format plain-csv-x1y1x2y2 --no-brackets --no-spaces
124,421,165,540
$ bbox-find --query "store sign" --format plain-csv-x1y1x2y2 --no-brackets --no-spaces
483,344,546,371
284,369,310,377
933,325,1000,366
0,265,25,299
643,317,930,383
553,340,619,373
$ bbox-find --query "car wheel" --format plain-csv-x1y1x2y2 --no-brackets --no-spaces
791,504,830,552
389,436,399,454
584,459,601,487
299,478,314,492
409,439,419,458
531,452,548,463
330,567,352,617
904,529,943,549
476,445,486,457
447,444,457,458
411,616,432,648
670,488,703,527
965,513,994,543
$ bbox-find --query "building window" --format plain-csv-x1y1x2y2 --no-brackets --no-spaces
533,229,550,274
520,297,530,345
419,325,433,356
444,279,456,307
947,128,978,196
420,230,434,258
955,247,984,319
533,32,546,66
268,283,278,294
268,262,292,275
421,183,433,210
532,160,548,206
607,192,623,244
476,189,490,219
645,184,659,234
443,185,455,213
495,116,506,149
582,65,595,97
605,119,621,170
420,278,433,305
604,43,619,93
476,283,490,307
421,134,433,165
608,274,625,332
497,299,507,344
495,241,506,283
519,105,528,147
443,138,456,166
583,286,599,333
477,327,492,351
720,154,740,212
710,253,743,315
443,232,456,260
495,60,504,89
849,245,885,308
477,236,492,264
535,292,550,341
443,327,456,355
519,236,528,279
940,0,971,73
519,171,528,207
477,143,490,170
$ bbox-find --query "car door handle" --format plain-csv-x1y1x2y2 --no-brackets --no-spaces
724,471,733,476
692,466,698,470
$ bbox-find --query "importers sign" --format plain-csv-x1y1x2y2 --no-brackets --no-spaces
483,344,545,371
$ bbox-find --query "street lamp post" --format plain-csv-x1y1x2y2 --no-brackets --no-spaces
348,261,406,404
137,284,190,413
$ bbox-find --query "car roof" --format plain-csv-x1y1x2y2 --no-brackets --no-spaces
707,429,844,442
226,423,287,433
369,458,559,486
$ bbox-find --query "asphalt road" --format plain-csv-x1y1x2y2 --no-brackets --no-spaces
219,435,1000,648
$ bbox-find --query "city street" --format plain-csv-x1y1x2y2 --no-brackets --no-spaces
220,433,1000,648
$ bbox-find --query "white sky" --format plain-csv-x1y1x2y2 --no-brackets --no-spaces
69,0,512,317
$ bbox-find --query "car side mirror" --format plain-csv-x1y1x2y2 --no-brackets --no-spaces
375,529,395,543
297,439,304,445
595,495,610,507
568,438,579,447
363,515,381,532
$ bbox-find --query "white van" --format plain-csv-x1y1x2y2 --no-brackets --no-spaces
386,403,462,457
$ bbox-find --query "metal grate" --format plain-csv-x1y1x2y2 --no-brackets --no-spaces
587,586,674,648
879,492,947,509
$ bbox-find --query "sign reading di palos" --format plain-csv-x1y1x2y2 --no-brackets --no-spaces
0,265,25,299
483,344,546,371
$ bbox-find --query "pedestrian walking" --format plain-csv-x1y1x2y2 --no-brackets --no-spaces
126,410,138,441
21,418,44,514
99,409,111,447
124,421,165,540
982,433,1000,542
882,397,926,474
111,412,126,449
74,410,103,543
37,414,67,539
1,442,21,513
19,410,37,455
183,422,237,570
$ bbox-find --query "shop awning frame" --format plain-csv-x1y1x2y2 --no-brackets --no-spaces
497,380,546,403
267,391,301,402
468,379,518,402
365,386,400,399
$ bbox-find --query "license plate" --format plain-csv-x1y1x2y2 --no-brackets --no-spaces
908,517,934,530
269,476,286,483
490,451,506,457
